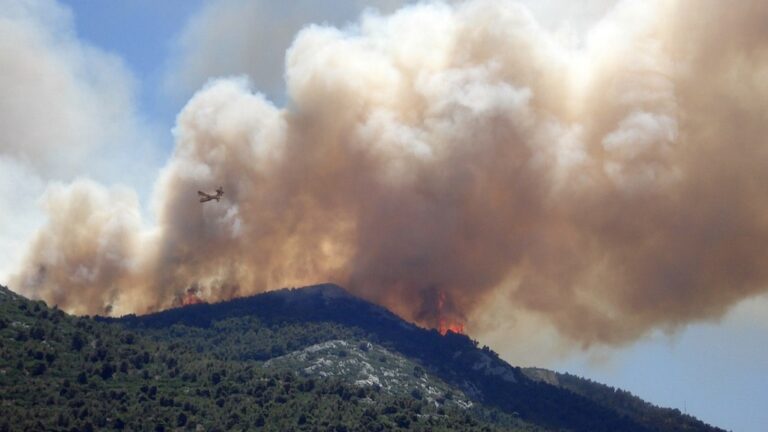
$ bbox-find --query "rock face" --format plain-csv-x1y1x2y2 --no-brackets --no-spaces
265,339,475,409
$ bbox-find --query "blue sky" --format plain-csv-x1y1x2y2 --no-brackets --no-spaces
61,0,203,140
3,1,767,431
551,296,768,431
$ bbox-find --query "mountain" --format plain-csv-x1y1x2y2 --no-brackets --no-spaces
0,283,724,432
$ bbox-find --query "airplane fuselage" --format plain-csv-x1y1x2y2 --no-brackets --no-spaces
198,188,224,203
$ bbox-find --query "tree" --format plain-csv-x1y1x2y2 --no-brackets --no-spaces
30,362,47,376
410,388,423,400
71,333,85,351
29,326,45,340
100,363,115,380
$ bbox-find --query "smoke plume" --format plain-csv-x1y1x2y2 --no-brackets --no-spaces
11,0,768,347
0,0,158,285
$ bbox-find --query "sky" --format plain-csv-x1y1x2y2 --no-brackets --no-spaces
2,1,767,430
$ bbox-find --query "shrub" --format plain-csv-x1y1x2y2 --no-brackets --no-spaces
100,363,115,380
30,362,47,376
71,334,85,351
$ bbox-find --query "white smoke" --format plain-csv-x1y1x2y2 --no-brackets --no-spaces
0,0,158,282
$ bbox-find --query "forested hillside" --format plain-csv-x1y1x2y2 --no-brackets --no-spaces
0,284,533,431
1,284,724,431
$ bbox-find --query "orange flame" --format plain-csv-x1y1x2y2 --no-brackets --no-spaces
436,290,465,335
438,320,465,335
181,288,205,306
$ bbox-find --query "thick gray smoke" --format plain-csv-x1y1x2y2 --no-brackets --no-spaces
11,0,768,347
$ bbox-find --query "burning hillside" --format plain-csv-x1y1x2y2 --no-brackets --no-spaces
180,287,206,307
10,0,768,348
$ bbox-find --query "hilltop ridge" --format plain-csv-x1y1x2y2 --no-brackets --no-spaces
106,283,723,432
1,283,724,431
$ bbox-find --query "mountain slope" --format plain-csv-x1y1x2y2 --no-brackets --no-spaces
1,283,725,431
522,368,714,432
108,283,723,432
0,284,534,431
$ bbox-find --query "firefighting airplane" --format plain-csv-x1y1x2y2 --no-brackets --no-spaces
198,186,224,203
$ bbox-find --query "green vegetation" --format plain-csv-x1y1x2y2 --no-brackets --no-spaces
0,285,534,431
1,284,723,432
523,368,716,432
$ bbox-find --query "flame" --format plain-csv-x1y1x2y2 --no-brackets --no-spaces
181,287,205,306
438,320,465,335
436,290,465,335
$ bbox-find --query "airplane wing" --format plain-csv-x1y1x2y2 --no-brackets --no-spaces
198,189,221,203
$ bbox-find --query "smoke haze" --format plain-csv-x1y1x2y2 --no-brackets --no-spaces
9,0,768,348
0,0,159,284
